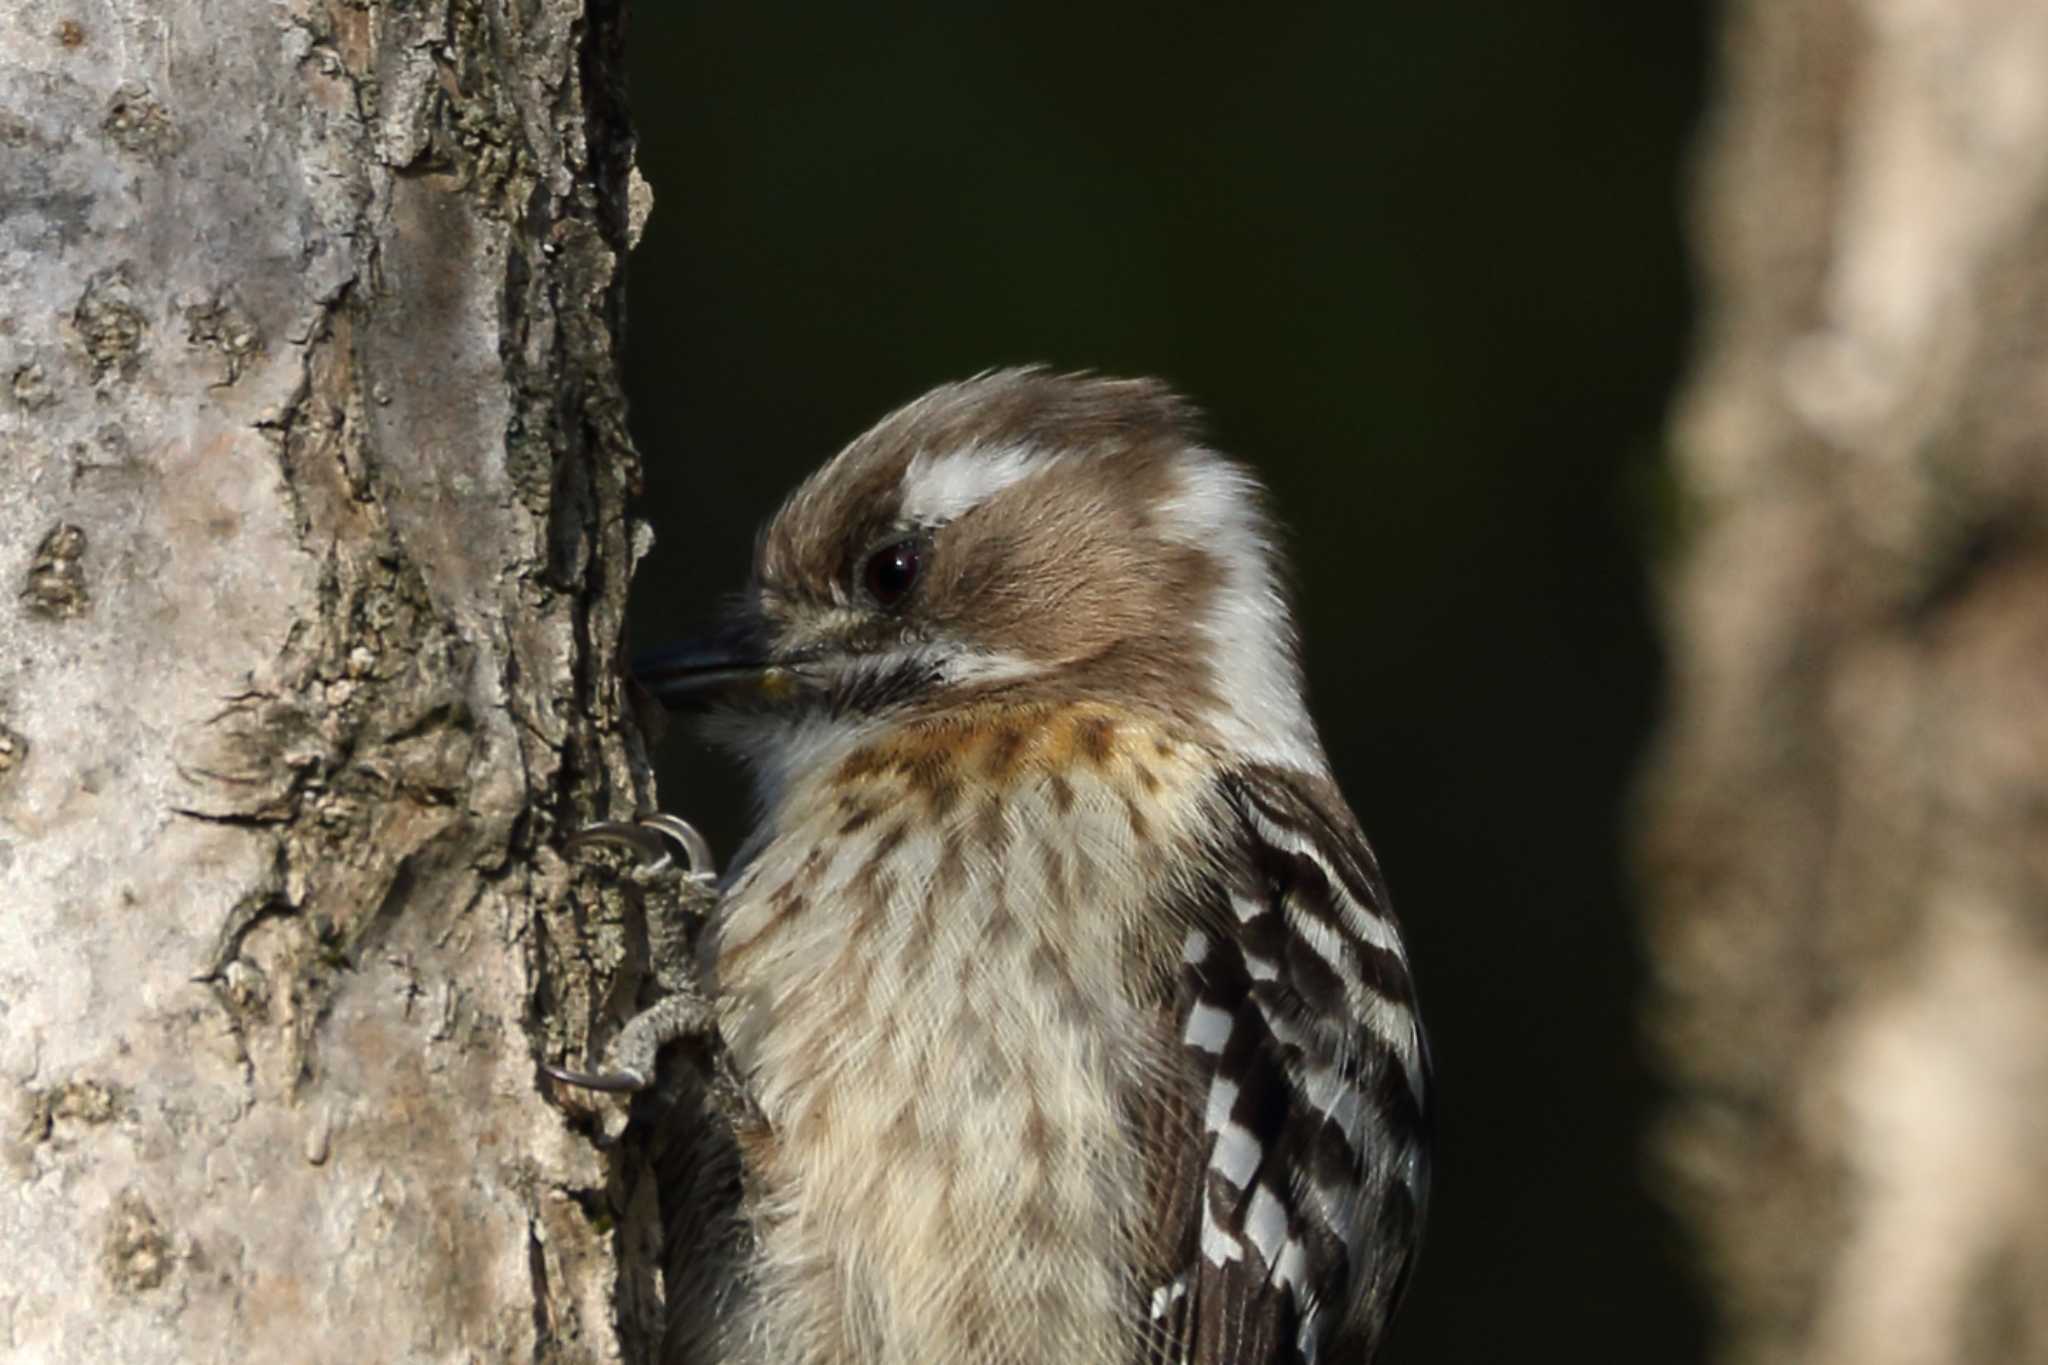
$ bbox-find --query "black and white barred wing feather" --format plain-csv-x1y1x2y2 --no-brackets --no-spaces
1135,767,1431,1365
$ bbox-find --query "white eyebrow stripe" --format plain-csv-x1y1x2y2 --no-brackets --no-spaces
899,444,1049,524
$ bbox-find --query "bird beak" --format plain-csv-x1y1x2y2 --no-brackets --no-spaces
631,620,799,712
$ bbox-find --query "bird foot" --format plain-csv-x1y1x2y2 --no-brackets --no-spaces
542,989,717,1093
549,813,722,1094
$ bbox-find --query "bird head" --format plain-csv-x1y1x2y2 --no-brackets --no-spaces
637,369,1324,799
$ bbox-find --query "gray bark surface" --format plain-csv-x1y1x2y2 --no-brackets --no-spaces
1644,2,2048,1362
0,1,661,1359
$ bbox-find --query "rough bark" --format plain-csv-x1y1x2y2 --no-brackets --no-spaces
0,1,664,1359
1643,2,2048,1363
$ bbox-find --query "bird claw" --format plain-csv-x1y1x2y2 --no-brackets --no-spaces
552,815,723,1095
566,812,717,882
547,990,717,1095
542,1061,651,1094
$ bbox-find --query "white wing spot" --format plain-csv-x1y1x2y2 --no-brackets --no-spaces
1290,905,1365,999
1148,1275,1189,1320
1202,1078,1239,1133
1360,992,1426,1105
1183,1001,1234,1054
1200,1205,1246,1266
1296,1308,1325,1364
1212,1120,1262,1187
1204,1077,1263,1188
1245,1184,1290,1268
1275,1234,1311,1294
1300,1062,1371,1156
1246,807,1406,959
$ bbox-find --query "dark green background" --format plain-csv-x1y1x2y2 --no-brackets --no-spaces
623,5,1710,1360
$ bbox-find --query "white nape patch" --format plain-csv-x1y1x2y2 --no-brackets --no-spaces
899,443,1049,525
1148,1275,1189,1321
1244,1185,1290,1268
1154,451,1327,776
1231,891,1265,924
1182,928,1211,965
1183,1002,1234,1054
1244,954,1280,982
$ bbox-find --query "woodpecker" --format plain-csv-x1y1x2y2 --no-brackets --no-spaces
570,369,1430,1365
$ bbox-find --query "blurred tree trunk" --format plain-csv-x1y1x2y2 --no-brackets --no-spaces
0,2,667,1359
1643,2,2048,1363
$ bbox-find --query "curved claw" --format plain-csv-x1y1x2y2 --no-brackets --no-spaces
542,1060,653,1094
566,813,717,880
635,814,716,877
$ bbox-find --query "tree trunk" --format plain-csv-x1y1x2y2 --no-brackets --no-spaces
1,2,662,1358
1643,2,2048,1363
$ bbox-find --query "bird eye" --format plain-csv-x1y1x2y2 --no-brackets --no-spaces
862,538,922,608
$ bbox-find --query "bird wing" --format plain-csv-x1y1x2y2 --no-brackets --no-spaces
1131,766,1431,1365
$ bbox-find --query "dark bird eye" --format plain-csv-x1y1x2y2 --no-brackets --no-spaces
862,538,922,607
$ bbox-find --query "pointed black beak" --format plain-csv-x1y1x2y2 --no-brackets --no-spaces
631,622,794,712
